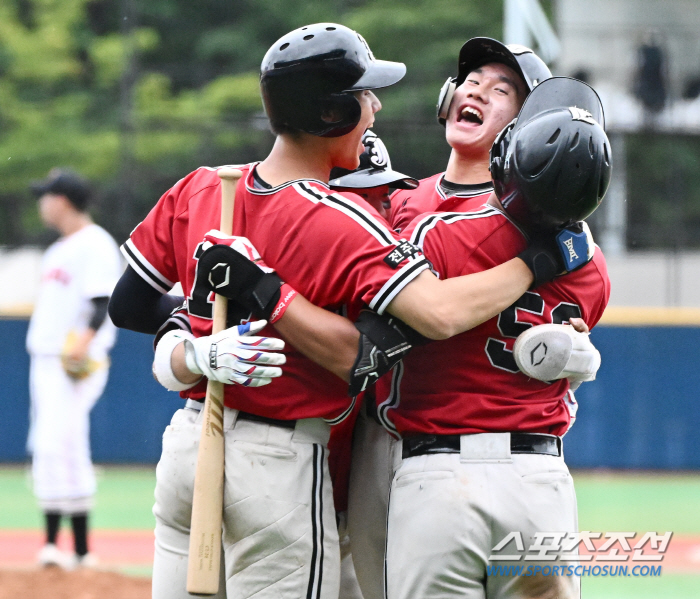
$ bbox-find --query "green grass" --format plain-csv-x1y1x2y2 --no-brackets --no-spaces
573,471,700,534
0,465,156,530
1,466,698,596
582,573,700,598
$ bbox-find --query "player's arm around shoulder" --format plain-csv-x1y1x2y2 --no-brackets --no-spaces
386,210,534,340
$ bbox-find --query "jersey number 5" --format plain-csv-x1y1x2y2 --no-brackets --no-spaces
485,292,582,373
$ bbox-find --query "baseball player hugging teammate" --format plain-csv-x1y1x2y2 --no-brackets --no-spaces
191,48,611,599
27,169,122,569
110,22,604,599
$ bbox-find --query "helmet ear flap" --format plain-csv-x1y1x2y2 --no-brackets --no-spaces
318,93,362,137
437,78,457,126
489,119,517,195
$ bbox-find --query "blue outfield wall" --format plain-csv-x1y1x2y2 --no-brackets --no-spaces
1,319,176,464
1,319,699,468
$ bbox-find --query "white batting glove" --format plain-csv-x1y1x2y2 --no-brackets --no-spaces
513,323,601,388
183,320,286,386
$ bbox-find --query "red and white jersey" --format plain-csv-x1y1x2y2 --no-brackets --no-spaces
390,172,493,233
375,204,611,438
122,164,429,421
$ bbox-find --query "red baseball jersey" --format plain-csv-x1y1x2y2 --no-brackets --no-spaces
375,204,611,438
122,164,429,421
390,172,493,233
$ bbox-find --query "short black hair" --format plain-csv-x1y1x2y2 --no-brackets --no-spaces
30,168,91,211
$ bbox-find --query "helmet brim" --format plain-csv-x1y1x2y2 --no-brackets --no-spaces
456,38,528,88
330,168,418,190
514,76,605,131
346,60,406,91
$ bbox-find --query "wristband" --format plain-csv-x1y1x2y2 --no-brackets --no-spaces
153,330,201,392
269,284,298,324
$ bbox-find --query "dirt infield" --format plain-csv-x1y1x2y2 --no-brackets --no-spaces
0,567,150,599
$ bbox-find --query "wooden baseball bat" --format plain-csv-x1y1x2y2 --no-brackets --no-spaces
187,167,243,595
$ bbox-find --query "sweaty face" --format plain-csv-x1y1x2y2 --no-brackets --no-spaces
332,90,382,171
445,62,526,159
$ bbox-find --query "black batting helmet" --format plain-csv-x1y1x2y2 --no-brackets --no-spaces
261,23,406,138
329,130,418,190
489,77,612,229
437,38,552,125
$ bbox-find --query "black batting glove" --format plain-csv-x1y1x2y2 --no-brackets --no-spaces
519,221,595,289
198,244,283,321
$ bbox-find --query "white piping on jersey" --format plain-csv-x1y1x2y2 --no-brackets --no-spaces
292,180,432,314
409,206,501,248
435,173,493,201
376,361,404,437
242,164,329,196
324,395,356,426
296,182,398,246
370,259,429,315
121,239,175,294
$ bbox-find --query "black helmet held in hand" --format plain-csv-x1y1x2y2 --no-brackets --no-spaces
490,77,612,230
261,23,406,138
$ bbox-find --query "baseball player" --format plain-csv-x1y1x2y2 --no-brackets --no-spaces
189,77,609,599
392,38,551,234
351,39,556,599
26,169,122,569
109,22,590,599
381,78,611,599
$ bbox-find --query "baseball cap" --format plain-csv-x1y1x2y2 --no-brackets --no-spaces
30,168,91,211
329,130,418,190
456,38,551,92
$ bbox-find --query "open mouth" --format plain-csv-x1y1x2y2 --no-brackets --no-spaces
458,106,483,125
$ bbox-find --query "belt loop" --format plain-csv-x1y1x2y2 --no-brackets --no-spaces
459,433,512,463
224,407,239,432
292,418,331,446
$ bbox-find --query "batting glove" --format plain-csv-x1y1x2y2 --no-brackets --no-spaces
518,221,595,289
183,320,286,386
197,230,297,323
512,323,601,389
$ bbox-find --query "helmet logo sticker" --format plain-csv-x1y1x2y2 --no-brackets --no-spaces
569,107,597,125
365,133,390,169
356,33,375,60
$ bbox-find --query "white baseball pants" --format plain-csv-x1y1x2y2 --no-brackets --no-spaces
152,404,340,599
347,408,397,599
385,433,580,599
28,355,108,513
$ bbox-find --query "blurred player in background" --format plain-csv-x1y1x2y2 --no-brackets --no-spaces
26,168,122,569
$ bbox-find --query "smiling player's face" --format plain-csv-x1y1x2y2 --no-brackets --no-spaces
445,62,526,159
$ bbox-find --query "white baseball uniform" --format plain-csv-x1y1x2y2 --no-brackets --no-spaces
26,223,122,513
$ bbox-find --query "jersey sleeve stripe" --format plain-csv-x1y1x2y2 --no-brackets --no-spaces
121,239,174,294
369,258,430,314
295,182,397,247
410,207,499,248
